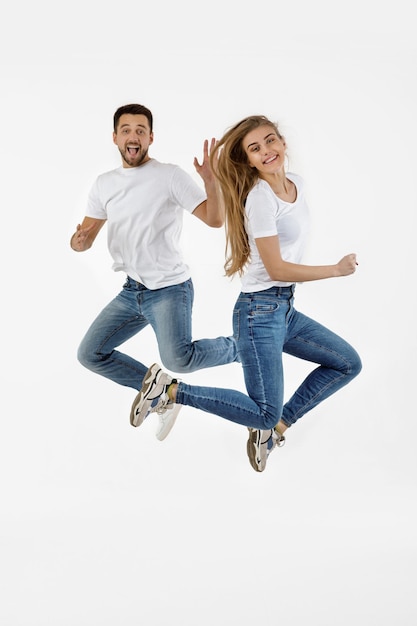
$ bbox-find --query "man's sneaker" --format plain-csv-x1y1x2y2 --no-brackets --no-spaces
130,363,180,436
246,428,285,472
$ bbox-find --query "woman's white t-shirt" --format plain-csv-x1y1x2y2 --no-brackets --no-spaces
241,173,310,293
86,159,206,289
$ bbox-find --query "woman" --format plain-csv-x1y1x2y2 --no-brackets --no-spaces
130,115,362,472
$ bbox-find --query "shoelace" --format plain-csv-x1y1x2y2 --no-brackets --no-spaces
266,431,286,456
150,393,171,415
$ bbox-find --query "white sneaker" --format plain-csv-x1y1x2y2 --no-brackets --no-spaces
155,402,182,441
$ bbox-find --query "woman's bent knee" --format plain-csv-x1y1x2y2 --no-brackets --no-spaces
348,349,362,379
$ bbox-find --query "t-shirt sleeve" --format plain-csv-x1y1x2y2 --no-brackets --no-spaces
170,166,207,214
86,176,108,219
245,185,278,238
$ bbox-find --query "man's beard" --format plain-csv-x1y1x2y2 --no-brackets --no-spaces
120,146,149,167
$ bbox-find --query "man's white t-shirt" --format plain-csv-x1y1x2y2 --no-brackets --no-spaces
241,173,311,293
86,159,206,289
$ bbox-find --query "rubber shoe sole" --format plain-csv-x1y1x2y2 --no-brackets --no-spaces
247,428,273,472
130,363,164,428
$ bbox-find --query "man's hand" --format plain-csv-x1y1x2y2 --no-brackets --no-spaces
193,138,217,186
71,223,96,251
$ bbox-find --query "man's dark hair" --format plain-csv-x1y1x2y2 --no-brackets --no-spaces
113,104,153,132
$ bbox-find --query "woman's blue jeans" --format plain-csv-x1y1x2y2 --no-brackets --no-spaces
77,277,237,390
176,285,362,429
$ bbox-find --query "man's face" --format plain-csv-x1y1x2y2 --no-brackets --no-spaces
113,114,154,168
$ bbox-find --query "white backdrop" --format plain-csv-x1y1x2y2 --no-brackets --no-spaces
1,1,416,625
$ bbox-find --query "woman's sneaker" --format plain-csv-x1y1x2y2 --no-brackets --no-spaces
130,363,181,439
246,428,285,472
154,403,182,441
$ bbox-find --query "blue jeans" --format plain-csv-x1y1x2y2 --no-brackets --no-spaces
175,285,362,429
77,277,237,390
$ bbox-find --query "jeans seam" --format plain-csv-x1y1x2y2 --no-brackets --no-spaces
288,370,347,424
283,335,354,425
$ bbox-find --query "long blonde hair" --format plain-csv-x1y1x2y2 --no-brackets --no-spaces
211,115,283,277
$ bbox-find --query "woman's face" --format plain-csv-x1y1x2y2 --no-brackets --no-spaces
243,124,286,175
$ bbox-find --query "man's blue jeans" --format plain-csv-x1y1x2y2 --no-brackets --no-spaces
175,285,362,429
77,277,237,390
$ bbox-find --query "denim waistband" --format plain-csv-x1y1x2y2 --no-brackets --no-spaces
241,284,295,298
126,276,148,290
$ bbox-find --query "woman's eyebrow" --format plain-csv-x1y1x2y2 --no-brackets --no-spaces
246,133,275,148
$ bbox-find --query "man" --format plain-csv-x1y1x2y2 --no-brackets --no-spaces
71,103,237,441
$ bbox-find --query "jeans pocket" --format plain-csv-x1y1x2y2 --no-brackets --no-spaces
252,301,280,315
